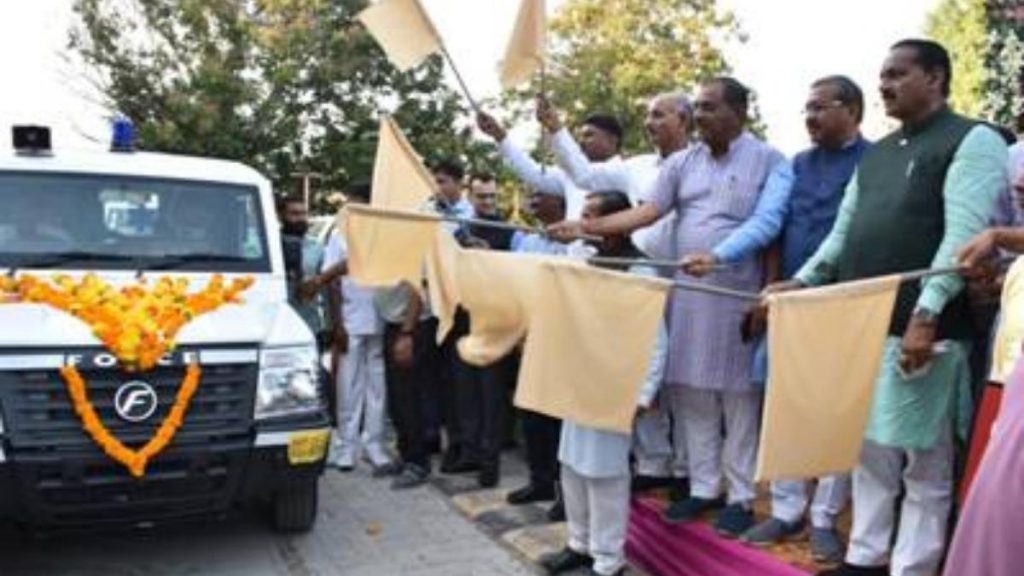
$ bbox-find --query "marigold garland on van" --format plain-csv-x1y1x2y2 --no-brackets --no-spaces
0,273,255,477
61,362,201,478
0,273,254,371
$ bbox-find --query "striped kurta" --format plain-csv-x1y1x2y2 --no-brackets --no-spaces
650,132,785,390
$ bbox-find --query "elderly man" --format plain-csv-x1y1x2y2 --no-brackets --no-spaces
536,91,694,495
550,76,792,537
779,40,1007,576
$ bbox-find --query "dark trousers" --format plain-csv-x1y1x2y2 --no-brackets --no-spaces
456,354,513,472
384,320,439,469
521,409,561,489
437,311,471,459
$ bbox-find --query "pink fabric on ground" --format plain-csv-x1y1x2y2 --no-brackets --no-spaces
626,498,810,576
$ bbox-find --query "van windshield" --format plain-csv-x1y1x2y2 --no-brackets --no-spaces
0,172,270,272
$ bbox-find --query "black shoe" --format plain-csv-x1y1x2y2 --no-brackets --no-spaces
507,483,556,504
443,458,481,475
546,497,566,522
669,477,690,501
816,563,888,576
538,547,592,574
391,463,430,490
630,474,674,494
663,495,725,524
478,466,499,488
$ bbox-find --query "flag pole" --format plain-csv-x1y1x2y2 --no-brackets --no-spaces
539,60,549,176
587,255,733,273
671,280,760,301
438,42,480,115
436,213,602,243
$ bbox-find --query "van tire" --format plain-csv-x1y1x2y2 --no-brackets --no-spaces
272,477,319,533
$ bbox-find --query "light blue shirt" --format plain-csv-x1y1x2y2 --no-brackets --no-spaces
711,161,794,263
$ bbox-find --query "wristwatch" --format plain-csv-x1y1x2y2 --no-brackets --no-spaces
911,306,939,324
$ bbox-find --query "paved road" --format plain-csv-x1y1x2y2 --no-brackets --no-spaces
0,463,536,576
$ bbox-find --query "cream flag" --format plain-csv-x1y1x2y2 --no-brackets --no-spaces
370,116,437,210
755,275,900,481
424,229,462,343
515,261,671,434
357,0,442,72
342,204,439,288
499,0,546,89
455,250,556,366
990,256,1024,382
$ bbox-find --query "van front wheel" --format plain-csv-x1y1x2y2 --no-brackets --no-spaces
272,476,319,533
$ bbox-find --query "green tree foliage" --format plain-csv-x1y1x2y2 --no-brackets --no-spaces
925,0,987,117
982,1,1024,129
69,0,491,211
502,0,743,153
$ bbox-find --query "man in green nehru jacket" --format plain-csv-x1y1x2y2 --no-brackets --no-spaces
773,39,1009,576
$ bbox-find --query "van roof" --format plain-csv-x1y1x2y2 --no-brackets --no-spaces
0,148,269,189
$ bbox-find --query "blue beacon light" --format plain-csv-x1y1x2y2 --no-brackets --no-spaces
110,117,136,152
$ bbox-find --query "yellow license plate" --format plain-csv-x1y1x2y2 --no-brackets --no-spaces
287,429,330,465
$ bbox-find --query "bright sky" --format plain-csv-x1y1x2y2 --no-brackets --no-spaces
0,0,939,156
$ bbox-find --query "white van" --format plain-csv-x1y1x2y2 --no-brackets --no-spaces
0,126,330,532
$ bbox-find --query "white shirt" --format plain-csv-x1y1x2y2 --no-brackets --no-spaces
498,137,622,220
322,232,384,336
550,128,681,260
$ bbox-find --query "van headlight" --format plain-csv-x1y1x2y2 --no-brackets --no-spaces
255,346,324,420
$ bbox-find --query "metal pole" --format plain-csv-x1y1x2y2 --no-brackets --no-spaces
436,213,602,243
586,255,736,273
438,43,480,114
672,279,760,301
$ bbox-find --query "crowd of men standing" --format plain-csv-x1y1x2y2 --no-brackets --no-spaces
279,37,1023,576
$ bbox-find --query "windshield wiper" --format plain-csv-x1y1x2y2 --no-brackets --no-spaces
148,253,252,271
11,251,138,270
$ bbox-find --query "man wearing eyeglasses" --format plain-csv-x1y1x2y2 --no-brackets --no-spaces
466,172,515,251
739,75,870,564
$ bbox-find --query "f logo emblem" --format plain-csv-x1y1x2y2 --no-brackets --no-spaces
114,381,159,422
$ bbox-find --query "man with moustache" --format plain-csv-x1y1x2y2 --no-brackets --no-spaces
778,40,1007,576
738,76,870,564
549,77,792,538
